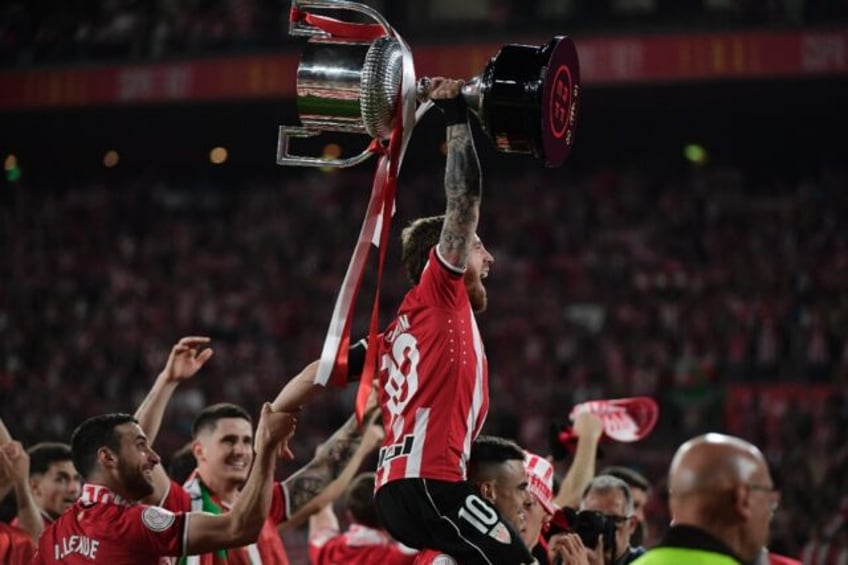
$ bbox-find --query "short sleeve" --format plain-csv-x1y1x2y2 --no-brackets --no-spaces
119,504,188,557
415,247,466,309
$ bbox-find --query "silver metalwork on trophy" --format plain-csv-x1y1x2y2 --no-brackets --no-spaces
361,36,403,140
278,0,581,169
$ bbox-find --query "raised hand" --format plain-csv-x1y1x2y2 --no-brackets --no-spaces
428,77,465,101
360,411,385,454
159,336,214,383
0,441,30,486
583,535,605,565
573,411,604,442
255,403,297,460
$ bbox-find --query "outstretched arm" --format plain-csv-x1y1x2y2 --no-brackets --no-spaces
185,404,296,553
279,399,378,522
554,412,604,509
281,410,384,530
271,360,322,414
0,417,12,500
0,441,43,543
429,78,482,270
134,336,213,502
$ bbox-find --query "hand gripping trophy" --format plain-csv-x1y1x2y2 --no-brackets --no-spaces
277,0,581,418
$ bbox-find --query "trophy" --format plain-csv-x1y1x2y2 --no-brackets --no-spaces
278,0,580,169
279,0,582,416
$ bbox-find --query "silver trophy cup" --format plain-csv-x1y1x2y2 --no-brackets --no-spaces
278,0,580,168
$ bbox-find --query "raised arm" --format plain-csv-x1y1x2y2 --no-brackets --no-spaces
553,412,604,509
0,441,43,542
279,404,377,522
430,78,482,270
272,340,368,415
0,417,11,444
282,410,385,530
184,404,296,554
134,336,213,502
271,360,322,413
0,417,12,500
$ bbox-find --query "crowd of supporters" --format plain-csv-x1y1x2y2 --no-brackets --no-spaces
1,162,846,560
2,0,846,67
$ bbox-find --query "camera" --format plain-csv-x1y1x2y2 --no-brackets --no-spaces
571,510,618,551
548,507,618,551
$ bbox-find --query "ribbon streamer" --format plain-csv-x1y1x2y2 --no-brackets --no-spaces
300,8,430,423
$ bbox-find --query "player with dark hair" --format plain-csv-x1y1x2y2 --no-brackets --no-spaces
21,443,82,526
33,406,295,563
135,336,384,564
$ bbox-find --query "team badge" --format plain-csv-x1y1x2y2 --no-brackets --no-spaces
488,521,512,544
142,506,176,532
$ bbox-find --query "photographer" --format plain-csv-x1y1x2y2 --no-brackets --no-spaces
578,475,645,565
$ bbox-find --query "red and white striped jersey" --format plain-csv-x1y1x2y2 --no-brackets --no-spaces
375,247,489,488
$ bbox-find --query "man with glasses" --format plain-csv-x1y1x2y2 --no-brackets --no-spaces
633,433,780,565
580,475,644,565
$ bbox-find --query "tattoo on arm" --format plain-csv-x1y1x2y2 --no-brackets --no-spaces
439,123,482,268
284,417,364,515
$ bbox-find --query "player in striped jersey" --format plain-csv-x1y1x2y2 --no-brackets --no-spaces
269,78,529,563
370,78,532,565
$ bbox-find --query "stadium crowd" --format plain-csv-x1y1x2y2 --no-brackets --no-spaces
1,162,846,562
2,0,846,67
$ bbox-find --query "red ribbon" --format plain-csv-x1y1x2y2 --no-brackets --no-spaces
355,128,402,423
290,6,386,41
293,6,404,424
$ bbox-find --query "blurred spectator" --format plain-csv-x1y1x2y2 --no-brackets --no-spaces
2,0,847,67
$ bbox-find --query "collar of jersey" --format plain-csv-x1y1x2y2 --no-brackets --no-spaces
80,484,134,507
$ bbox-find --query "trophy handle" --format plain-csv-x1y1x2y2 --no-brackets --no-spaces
276,126,376,168
289,0,393,38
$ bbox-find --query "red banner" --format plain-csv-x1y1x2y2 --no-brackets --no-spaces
1,28,846,110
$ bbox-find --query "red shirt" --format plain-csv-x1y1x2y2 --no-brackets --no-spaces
376,247,489,488
33,484,186,564
0,522,35,565
160,472,290,565
309,523,418,565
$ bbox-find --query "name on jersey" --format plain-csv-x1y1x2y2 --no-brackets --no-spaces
378,434,414,467
55,535,100,560
385,314,410,344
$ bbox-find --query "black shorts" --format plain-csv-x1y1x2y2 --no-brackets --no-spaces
375,478,535,565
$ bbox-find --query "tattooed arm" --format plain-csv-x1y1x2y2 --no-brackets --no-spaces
278,409,379,525
429,77,482,270
280,413,384,530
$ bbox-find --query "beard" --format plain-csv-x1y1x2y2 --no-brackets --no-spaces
467,281,488,313
119,458,155,500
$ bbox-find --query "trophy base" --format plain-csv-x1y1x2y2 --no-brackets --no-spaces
478,36,580,168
